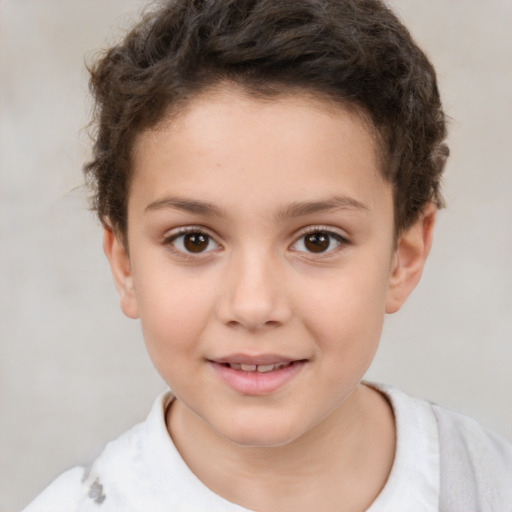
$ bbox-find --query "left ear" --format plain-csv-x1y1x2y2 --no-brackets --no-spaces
385,203,436,314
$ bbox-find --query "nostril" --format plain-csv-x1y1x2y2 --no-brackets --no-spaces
225,319,282,330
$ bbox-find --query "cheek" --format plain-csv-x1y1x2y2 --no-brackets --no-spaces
297,261,390,362
300,263,389,327
137,287,212,395
133,269,216,364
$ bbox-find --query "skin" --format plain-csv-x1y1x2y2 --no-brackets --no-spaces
104,87,436,512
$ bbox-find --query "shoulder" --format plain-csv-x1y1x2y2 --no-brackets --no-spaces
21,391,174,512
21,423,148,512
373,382,512,511
432,402,512,511
432,401,512,465
21,466,87,512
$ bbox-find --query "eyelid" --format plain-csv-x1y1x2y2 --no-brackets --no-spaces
163,225,216,239
293,225,349,242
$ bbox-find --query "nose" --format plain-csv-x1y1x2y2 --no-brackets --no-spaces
216,249,292,331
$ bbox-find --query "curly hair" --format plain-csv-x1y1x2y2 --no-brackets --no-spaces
85,0,449,239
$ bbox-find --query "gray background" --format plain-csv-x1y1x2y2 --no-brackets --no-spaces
1,1,511,510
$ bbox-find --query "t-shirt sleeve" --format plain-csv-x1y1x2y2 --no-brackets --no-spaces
21,466,86,512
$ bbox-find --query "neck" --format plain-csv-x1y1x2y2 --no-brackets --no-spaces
167,383,395,512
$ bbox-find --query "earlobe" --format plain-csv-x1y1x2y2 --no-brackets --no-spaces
385,203,436,314
103,227,139,319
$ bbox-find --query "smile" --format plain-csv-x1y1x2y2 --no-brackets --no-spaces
208,357,307,395
221,362,294,373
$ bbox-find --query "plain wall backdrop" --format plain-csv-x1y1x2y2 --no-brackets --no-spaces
1,1,511,510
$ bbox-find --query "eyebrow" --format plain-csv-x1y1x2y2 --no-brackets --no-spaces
144,197,227,217
276,195,369,219
144,194,368,218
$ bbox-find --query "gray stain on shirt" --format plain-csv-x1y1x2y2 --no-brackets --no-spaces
88,478,106,505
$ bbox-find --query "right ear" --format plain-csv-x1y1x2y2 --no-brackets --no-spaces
103,227,139,319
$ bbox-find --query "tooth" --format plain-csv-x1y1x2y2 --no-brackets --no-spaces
230,363,241,370
256,364,275,373
240,363,257,371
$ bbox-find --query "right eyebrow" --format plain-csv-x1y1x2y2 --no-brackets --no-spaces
144,196,227,217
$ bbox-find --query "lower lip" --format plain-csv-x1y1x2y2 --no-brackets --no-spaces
209,361,306,395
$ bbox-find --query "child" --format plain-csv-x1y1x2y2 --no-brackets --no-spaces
22,0,512,510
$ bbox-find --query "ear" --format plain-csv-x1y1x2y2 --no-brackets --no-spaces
103,227,139,319
385,203,436,314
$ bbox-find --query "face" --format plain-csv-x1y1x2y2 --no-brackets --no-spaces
106,88,432,448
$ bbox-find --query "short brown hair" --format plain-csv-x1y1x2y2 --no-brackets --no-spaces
85,0,449,238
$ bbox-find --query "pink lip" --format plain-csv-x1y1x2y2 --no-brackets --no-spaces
208,356,307,395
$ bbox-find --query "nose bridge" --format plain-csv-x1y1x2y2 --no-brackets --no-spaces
218,245,291,330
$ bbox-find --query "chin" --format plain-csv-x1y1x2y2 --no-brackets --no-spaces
214,415,305,449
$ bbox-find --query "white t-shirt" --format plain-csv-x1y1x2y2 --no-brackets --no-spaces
22,384,512,512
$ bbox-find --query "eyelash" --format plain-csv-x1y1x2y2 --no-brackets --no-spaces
162,226,349,259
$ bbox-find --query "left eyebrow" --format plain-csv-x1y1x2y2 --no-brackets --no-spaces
276,195,369,219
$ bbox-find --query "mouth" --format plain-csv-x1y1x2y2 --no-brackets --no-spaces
208,356,307,395
217,361,298,373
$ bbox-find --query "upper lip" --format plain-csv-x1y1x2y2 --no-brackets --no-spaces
208,353,304,365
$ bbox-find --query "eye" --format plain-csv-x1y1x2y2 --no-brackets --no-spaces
166,229,219,254
291,230,346,254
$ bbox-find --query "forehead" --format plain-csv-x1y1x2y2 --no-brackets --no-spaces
129,88,390,220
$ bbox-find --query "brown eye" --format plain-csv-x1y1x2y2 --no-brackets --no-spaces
292,230,345,255
169,230,219,254
183,233,210,253
303,232,330,253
